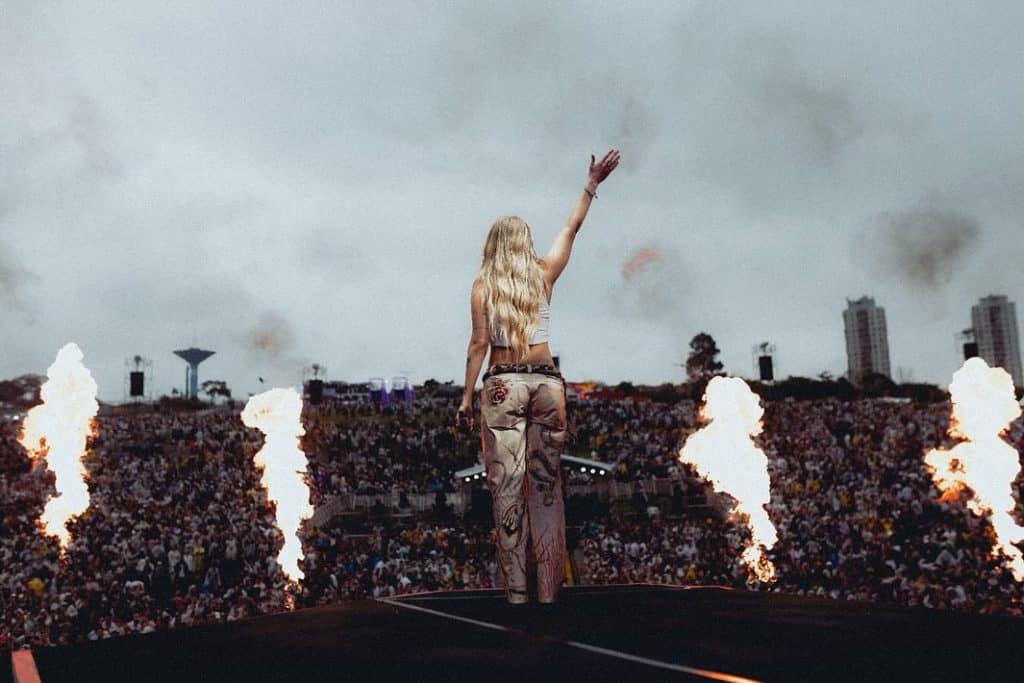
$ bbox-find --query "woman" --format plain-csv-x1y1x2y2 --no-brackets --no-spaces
457,149,620,604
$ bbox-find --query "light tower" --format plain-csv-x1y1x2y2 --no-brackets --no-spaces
173,347,215,398
751,341,776,382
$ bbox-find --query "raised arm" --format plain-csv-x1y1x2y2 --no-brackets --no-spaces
458,279,490,429
543,149,620,287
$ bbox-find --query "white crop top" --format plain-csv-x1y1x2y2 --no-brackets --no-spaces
490,298,550,347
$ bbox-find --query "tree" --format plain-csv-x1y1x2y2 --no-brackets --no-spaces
685,332,724,383
201,380,232,403
860,372,897,397
615,381,636,395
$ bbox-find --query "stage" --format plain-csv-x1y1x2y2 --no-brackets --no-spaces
10,585,1024,682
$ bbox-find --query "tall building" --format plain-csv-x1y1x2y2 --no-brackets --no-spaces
843,297,891,384
970,295,1022,386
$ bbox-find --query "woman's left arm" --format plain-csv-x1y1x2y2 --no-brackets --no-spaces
459,281,490,428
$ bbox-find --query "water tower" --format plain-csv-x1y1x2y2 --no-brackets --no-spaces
173,347,215,398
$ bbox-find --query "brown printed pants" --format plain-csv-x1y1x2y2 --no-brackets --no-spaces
480,372,567,603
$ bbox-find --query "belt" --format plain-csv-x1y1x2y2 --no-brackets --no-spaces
483,363,562,380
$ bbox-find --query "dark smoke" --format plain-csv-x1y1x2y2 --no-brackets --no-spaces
249,312,295,356
0,244,29,307
764,74,861,164
237,311,309,389
605,96,657,170
861,206,981,287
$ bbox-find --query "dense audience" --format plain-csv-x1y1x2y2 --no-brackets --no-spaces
2,391,1024,650
302,399,476,500
1,412,292,648
297,524,496,605
580,399,1024,614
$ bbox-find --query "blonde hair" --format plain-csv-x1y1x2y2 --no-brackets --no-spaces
477,216,546,361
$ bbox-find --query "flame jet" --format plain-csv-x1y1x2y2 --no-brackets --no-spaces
18,343,99,546
924,358,1024,580
241,387,311,581
679,376,777,582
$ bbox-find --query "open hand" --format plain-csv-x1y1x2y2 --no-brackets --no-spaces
588,149,621,186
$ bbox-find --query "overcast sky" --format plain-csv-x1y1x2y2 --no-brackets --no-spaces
3,1,1023,401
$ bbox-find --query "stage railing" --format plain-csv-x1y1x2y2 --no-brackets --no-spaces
310,477,706,526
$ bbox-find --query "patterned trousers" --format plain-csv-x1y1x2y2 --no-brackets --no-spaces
480,371,567,604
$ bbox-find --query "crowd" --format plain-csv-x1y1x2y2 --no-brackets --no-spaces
570,397,698,482
297,524,496,605
2,391,1024,650
580,399,1024,614
1,411,293,648
300,396,698,501
0,406,497,649
302,399,477,500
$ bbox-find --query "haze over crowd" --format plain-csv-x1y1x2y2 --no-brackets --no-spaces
2,1,1022,400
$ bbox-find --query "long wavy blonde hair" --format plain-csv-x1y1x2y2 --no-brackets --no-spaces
477,216,546,361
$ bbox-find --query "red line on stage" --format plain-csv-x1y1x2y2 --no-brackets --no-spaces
11,650,42,683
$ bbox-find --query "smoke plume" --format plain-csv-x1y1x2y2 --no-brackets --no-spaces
607,243,690,324
250,312,296,356
859,206,981,287
0,244,30,308
242,311,309,388
605,96,657,170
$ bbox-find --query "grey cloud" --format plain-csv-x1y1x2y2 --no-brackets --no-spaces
857,205,981,288
0,9,122,232
0,89,121,210
297,226,374,279
662,16,918,215
2,2,1024,397
63,95,122,177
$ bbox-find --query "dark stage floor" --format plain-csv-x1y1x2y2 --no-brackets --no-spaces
16,585,1024,682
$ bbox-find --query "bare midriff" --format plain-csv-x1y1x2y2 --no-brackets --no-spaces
488,342,555,367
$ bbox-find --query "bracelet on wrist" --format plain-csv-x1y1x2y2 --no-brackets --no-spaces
584,186,597,199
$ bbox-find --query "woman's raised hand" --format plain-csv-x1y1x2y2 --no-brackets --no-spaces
588,149,621,186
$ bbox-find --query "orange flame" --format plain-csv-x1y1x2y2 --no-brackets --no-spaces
679,376,777,582
241,387,311,581
924,357,1024,580
18,343,99,546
